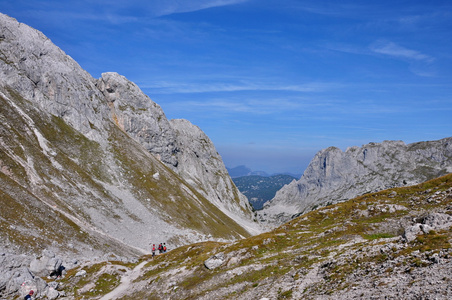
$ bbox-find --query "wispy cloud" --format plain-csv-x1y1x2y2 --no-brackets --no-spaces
370,40,434,62
324,43,369,56
20,0,250,26
140,80,342,94
369,40,436,77
139,0,250,17
174,98,307,115
21,9,140,26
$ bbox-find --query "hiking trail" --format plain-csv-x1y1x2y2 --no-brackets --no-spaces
99,260,148,300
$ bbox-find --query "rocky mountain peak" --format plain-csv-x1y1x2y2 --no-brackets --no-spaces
260,137,452,224
0,13,107,136
0,12,259,262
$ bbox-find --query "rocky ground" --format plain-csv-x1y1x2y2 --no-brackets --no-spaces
2,174,452,299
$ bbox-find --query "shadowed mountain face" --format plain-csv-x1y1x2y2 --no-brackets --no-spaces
0,12,259,259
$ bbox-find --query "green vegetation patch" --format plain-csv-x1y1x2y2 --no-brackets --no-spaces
61,261,131,299
410,230,451,253
82,272,121,297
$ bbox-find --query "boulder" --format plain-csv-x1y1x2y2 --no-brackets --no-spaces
204,252,225,270
403,212,452,242
422,212,452,230
45,285,60,300
403,224,431,242
75,270,87,277
0,253,36,297
29,250,63,277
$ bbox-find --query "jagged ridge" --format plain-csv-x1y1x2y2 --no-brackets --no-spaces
260,138,452,224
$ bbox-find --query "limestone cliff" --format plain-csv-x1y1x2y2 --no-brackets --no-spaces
170,119,258,234
97,73,256,228
260,138,452,224
0,12,258,260
0,13,107,136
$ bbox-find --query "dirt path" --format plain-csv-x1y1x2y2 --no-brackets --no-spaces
99,260,148,300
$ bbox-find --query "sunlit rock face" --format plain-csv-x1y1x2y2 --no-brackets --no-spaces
0,12,260,262
260,138,452,225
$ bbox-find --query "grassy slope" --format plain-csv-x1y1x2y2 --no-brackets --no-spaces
60,173,452,299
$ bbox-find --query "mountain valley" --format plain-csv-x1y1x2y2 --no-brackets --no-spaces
232,174,297,210
1,12,452,300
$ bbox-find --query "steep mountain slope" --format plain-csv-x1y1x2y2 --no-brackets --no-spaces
0,86,250,256
260,138,452,224
0,12,258,259
170,119,257,233
232,174,296,210
97,72,255,227
23,173,452,299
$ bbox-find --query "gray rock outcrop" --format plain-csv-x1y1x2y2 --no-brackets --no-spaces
0,10,259,260
97,72,179,167
404,212,452,242
204,252,225,270
0,250,69,299
170,119,257,234
0,13,107,136
29,250,63,277
260,138,452,224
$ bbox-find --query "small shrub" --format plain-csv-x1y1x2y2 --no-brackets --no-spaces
278,288,293,299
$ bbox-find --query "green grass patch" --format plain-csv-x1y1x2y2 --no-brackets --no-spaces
82,272,121,297
412,230,451,253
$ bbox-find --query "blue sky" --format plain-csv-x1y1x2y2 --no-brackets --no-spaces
2,0,452,174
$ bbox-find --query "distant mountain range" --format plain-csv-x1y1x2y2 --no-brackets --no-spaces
226,165,300,210
226,165,301,178
232,174,297,210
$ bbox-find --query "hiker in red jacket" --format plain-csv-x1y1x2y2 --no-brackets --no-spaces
24,290,34,300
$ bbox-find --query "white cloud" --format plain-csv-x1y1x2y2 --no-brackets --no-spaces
22,9,139,26
140,80,341,94
370,40,434,62
24,0,250,26
178,98,304,114
147,0,249,17
369,40,436,77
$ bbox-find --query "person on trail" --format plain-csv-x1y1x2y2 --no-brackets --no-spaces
158,243,163,254
152,244,156,258
163,243,167,253
24,290,34,300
